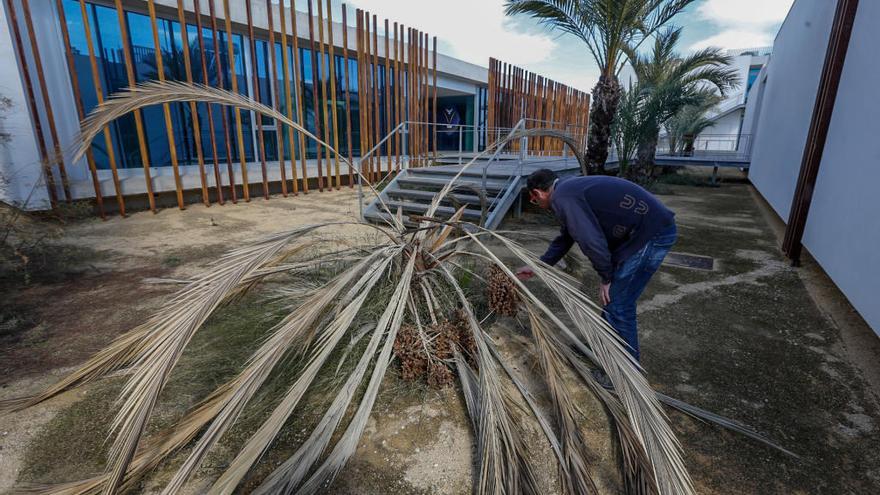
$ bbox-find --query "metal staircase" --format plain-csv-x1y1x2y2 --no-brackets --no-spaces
362,164,524,230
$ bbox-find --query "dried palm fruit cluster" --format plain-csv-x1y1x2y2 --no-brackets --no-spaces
487,264,520,316
393,313,476,389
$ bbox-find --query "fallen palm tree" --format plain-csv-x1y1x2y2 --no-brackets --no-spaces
3,82,793,495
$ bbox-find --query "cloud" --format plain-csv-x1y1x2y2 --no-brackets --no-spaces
696,0,794,26
690,29,775,51
689,0,795,50
346,0,557,67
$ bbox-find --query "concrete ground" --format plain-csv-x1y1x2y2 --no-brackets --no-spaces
1,180,878,494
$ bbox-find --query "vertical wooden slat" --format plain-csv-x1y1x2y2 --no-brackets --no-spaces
361,11,372,181
422,32,429,163
361,11,371,179
370,15,381,175
432,35,437,162
55,0,105,217
76,0,126,215
115,0,157,211
355,10,367,181
324,0,341,189
222,0,250,201
341,4,354,187
394,22,401,170
414,30,421,164
175,0,210,206
486,58,494,139
406,28,413,165
20,0,71,203
193,0,224,204
315,0,332,189
266,0,289,196
383,18,392,175
244,0,269,199
147,0,185,210
208,0,236,202
288,0,308,193
306,0,325,191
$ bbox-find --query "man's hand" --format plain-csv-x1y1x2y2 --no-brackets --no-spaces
515,266,535,281
599,282,612,306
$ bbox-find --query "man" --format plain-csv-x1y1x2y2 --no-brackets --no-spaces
516,169,677,364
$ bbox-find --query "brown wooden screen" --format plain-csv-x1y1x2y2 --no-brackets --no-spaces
5,0,438,216
487,57,590,156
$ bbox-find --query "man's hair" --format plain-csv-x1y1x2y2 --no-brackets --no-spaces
526,168,558,192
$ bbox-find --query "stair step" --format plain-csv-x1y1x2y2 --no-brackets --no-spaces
386,188,493,207
384,200,484,220
363,211,419,228
396,176,510,192
407,167,513,180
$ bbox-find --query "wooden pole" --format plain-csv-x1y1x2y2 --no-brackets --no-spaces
266,0,289,196
245,0,269,198
324,0,341,189
422,32,429,163
115,0,157,211
146,0,185,210
55,0,105,217
341,4,354,187
20,0,70,203
371,15,380,175
783,0,860,264
193,0,224,204
288,0,308,193
362,11,372,180
383,18,392,175
306,0,325,191
315,0,333,189
208,0,237,202
175,0,210,206
75,0,126,215
413,30,420,165
222,0,250,201
355,10,368,181
432,35,437,162
394,22,401,170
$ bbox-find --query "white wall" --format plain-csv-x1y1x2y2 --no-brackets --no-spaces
746,0,836,220
746,0,880,334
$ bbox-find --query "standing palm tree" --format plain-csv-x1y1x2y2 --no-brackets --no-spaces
504,0,696,174
629,27,739,180
663,93,722,156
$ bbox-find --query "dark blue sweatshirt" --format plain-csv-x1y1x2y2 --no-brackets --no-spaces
539,176,675,283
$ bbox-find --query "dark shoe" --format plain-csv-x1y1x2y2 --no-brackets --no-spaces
591,369,614,390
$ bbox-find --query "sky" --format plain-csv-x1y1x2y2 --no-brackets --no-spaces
342,0,795,92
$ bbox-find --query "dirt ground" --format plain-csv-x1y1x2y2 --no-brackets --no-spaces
1,180,879,494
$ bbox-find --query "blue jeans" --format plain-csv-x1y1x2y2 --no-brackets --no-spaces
603,223,677,362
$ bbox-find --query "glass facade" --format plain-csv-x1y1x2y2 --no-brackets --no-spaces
60,0,393,169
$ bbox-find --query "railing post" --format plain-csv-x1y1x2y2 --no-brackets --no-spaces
357,158,364,220
458,125,463,165
402,122,409,169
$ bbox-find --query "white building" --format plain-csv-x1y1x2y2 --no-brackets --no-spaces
619,46,770,154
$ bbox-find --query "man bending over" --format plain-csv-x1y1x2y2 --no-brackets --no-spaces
516,169,677,364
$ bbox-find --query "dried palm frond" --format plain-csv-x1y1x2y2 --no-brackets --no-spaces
6,82,795,495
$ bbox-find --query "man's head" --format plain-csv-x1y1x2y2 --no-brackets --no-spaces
526,168,558,209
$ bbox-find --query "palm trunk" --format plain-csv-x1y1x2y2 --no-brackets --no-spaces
633,130,659,183
586,74,621,175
